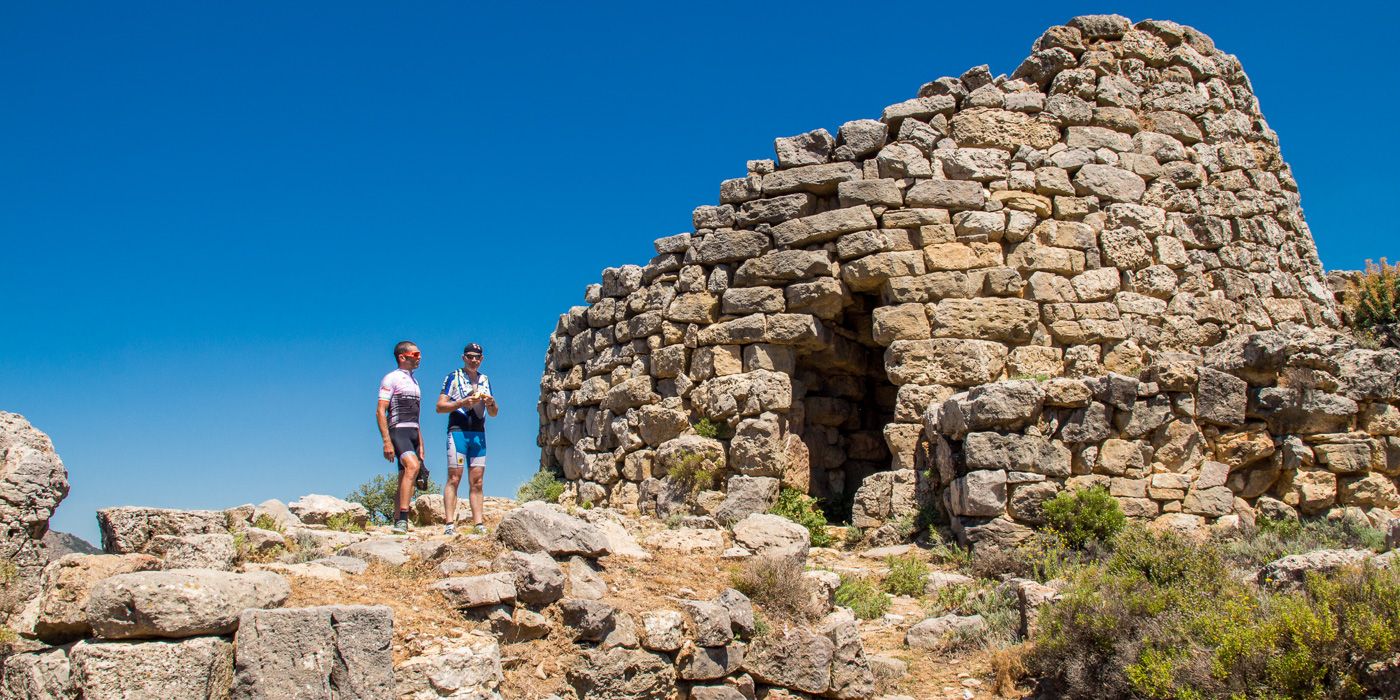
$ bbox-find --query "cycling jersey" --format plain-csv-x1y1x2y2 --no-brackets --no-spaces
378,369,421,429
441,370,490,433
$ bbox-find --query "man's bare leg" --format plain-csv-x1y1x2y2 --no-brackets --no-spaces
396,453,421,519
444,467,464,524
469,466,486,526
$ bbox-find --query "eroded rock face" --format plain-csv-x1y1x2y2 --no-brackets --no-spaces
566,647,676,700
395,633,503,700
0,412,70,624
34,553,163,643
96,507,226,555
287,494,370,528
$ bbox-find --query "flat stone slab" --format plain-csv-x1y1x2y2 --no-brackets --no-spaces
231,605,393,700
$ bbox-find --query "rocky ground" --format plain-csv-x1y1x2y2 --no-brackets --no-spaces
7,484,1396,699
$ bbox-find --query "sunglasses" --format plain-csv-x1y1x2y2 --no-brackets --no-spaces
464,354,483,360
400,351,422,358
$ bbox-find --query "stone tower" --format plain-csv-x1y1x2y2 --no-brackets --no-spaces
537,16,1396,544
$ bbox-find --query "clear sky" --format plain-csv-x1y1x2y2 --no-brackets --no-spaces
4,1,1397,545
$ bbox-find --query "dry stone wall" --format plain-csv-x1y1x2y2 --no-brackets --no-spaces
538,14,1350,525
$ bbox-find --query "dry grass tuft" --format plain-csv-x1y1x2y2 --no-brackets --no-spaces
730,555,819,623
991,643,1031,697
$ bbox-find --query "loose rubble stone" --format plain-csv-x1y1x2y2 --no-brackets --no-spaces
430,573,517,609
86,569,290,639
491,550,565,605
494,502,610,558
0,647,75,699
567,648,676,700
1259,549,1374,590
395,633,502,700
905,614,986,650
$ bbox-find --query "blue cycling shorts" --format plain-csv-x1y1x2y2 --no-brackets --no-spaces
446,431,487,469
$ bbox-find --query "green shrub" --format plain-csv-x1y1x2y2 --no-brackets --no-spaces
347,473,440,525
836,576,891,620
768,488,832,547
926,533,974,571
324,512,365,533
883,555,929,597
1347,258,1400,333
1041,485,1126,549
516,470,566,504
669,451,717,496
692,417,722,439
252,513,284,533
969,531,1083,583
1030,525,1400,699
731,555,818,622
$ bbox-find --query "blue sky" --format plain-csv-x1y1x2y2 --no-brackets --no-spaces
4,2,1397,545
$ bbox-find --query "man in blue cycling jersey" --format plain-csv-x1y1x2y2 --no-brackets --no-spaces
435,342,498,536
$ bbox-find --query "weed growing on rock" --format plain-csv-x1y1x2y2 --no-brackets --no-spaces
252,513,284,532
324,512,365,533
730,555,818,622
769,488,831,547
692,417,722,439
1041,485,1126,550
516,470,566,504
668,451,716,496
883,555,929,597
835,576,890,620
0,561,16,646
1346,258,1400,345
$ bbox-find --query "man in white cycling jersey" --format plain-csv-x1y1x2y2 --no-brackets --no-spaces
376,340,424,534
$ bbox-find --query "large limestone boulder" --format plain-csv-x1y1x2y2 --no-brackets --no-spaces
494,502,609,558
287,494,370,528
0,413,70,623
714,475,780,525
906,614,987,650
491,551,565,605
252,498,300,530
96,506,226,555
430,574,517,609
86,569,290,639
34,553,163,643
731,514,810,559
69,636,234,699
230,605,394,700
395,633,503,700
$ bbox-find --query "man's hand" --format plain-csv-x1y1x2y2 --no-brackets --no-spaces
382,440,395,462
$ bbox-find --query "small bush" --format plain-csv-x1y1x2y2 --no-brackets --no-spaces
883,555,929,597
926,533,975,571
1346,258,1400,336
669,451,717,496
324,512,365,533
769,488,832,547
731,555,818,622
516,470,565,504
252,513,284,533
1041,486,1126,549
836,576,891,620
347,473,440,525
692,417,722,439
842,524,864,548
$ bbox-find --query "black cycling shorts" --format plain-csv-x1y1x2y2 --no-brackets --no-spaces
389,427,420,467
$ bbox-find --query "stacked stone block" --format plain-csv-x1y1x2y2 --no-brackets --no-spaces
538,15,1347,519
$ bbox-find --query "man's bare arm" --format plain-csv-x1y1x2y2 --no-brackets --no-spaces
376,399,394,462
436,394,467,414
